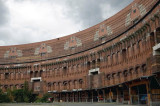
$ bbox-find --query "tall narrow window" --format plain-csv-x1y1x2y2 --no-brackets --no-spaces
122,49,127,61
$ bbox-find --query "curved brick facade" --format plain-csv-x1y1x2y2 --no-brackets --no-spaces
0,0,160,105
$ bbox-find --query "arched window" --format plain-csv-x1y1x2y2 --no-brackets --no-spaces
79,79,83,88
156,27,160,44
122,49,127,61
106,74,111,80
53,83,56,90
63,82,67,90
123,70,128,77
142,64,146,72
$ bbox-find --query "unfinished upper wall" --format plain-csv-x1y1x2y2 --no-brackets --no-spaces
0,0,158,64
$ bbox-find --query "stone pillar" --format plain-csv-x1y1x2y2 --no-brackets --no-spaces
85,91,88,102
60,93,62,101
116,88,119,104
97,90,100,102
129,86,132,105
66,93,68,102
146,83,151,106
73,92,75,102
92,90,93,103
109,89,112,102
103,89,105,103
154,29,160,44
78,92,81,102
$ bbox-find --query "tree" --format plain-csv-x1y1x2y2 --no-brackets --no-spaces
0,81,37,103
11,81,35,102
12,89,24,102
0,89,11,103
40,93,51,102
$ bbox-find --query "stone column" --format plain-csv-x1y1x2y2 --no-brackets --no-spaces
92,90,93,103
66,93,68,102
109,89,112,102
97,90,100,102
146,83,151,106
103,89,105,103
79,92,81,102
85,91,88,102
73,92,75,102
129,86,132,105
60,93,62,102
116,88,119,104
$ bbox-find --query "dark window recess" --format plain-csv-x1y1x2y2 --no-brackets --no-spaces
63,67,67,75
133,18,139,24
34,79,40,82
101,29,104,32
122,49,127,60
70,47,75,50
107,75,110,80
41,52,46,56
133,9,136,13
91,71,98,75
101,37,106,42
10,56,16,59
5,73,9,79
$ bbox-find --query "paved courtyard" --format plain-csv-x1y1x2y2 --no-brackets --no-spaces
0,102,140,106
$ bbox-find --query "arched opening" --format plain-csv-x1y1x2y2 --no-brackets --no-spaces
87,61,91,69
79,79,83,88
48,83,51,91
58,82,61,91
106,74,111,80
53,83,56,90
5,73,9,80
122,49,127,61
97,58,101,67
123,70,128,77
156,27,160,44
30,71,33,78
40,70,43,77
73,80,77,89
92,60,96,69
142,64,147,73
63,66,67,75
150,32,155,47
63,82,67,90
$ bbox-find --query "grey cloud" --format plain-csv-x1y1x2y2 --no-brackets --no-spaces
0,0,9,26
64,0,103,28
64,0,133,28
106,0,133,12
0,0,133,46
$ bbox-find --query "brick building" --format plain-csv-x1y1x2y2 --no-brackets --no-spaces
0,0,160,105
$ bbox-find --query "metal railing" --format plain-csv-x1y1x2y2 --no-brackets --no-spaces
151,94,160,106
131,94,148,105
53,94,160,105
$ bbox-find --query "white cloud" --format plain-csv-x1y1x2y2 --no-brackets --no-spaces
0,0,133,46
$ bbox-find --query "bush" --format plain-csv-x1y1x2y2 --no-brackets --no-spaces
12,89,24,102
0,89,11,103
34,98,41,103
41,93,51,102
34,93,51,103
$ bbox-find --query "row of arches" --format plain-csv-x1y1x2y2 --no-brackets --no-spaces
47,79,83,91
105,64,147,85
0,84,23,92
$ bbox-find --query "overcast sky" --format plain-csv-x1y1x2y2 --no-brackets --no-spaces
0,0,133,46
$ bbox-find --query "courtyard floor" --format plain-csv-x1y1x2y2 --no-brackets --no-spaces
0,102,143,106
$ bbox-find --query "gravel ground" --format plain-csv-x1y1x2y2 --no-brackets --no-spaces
0,102,140,106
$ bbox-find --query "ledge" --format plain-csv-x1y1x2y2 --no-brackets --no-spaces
153,43,160,56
